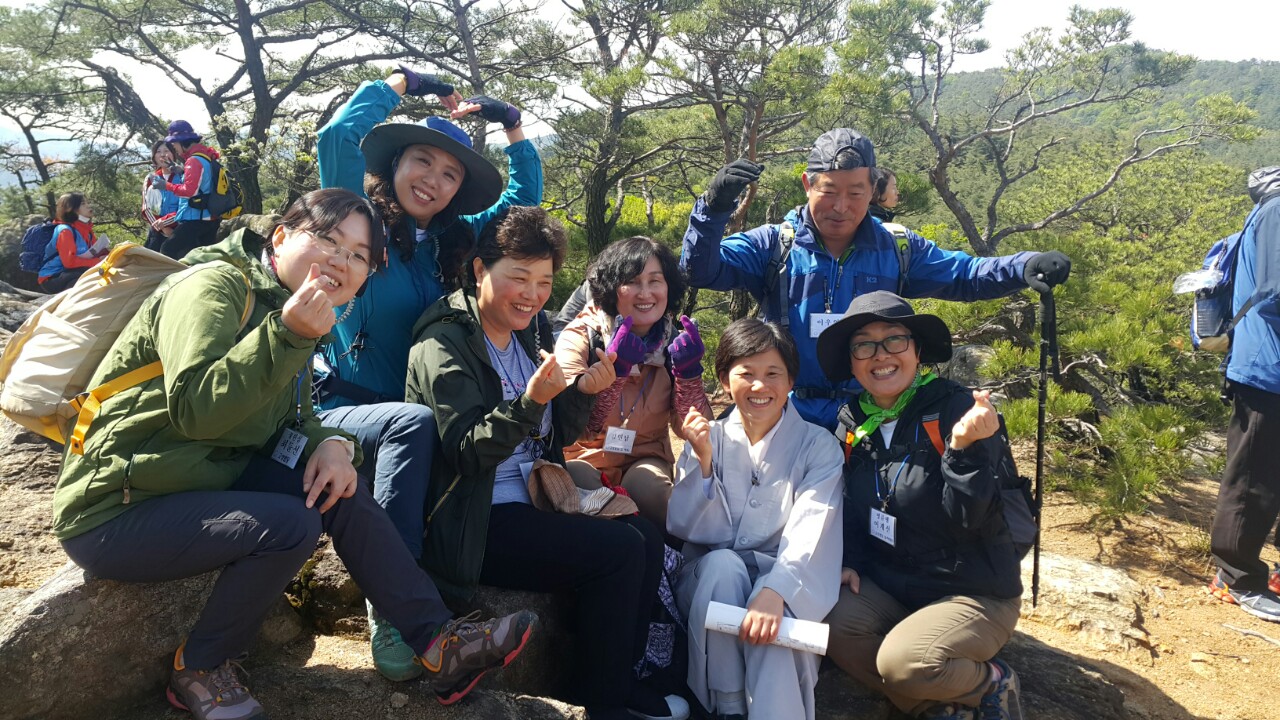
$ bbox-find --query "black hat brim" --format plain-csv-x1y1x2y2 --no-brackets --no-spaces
360,123,503,216
816,311,953,383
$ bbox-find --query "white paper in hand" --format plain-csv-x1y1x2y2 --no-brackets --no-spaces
704,600,829,655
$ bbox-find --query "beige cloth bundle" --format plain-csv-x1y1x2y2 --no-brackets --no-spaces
527,459,638,517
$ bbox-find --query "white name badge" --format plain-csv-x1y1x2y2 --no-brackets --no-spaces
810,312,842,339
869,508,897,547
604,426,637,454
272,427,308,469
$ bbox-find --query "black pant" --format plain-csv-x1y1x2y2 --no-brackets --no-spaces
479,503,664,708
38,266,88,293
145,227,169,252
62,453,452,669
1212,381,1280,591
161,220,220,260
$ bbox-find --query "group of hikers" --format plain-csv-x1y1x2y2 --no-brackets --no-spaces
44,63,1115,720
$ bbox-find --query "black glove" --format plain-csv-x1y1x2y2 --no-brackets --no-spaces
705,159,765,212
464,95,522,130
1024,250,1072,294
397,64,454,98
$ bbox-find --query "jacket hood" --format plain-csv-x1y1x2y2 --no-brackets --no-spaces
184,228,289,302
1248,166,1280,204
413,288,480,342
184,143,220,161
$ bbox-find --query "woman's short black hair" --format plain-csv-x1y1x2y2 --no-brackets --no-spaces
586,236,686,318
464,206,567,289
714,318,799,382
872,168,897,205
55,192,86,223
276,188,387,272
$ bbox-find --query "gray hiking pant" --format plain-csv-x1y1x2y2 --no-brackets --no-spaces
61,453,452,670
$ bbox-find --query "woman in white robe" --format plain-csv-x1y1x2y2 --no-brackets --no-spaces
667,318,844,720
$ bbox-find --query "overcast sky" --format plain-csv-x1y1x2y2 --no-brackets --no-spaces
1,0,1277,155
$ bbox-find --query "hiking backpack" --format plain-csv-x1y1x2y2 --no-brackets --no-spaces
187,152,244,220
763,212,912,328
0,243,252,451
18,221,78,274
838,398,1038,560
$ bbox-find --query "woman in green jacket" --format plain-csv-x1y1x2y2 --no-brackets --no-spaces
407,206,684,720
54,189,536,720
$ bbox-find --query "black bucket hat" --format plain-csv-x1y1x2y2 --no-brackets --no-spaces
816,291,952,383
360,116,502,216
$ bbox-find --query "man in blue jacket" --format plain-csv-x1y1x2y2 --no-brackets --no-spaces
680,129,1072,430
1209,166,1280,622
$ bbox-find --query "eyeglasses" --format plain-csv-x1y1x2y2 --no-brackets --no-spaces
850,334,913,360
308,233,374,276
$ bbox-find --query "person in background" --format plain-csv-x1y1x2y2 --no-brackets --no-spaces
407,207,683,720
143,139,183,251
679,128,1072,431
37,192,108,293
818,291,1024,720
150,120,226,260
869,168,900,223
52,188,537,720
555,236,711,529
1208,166,1280,622
312,64,543,681
668,318,844,720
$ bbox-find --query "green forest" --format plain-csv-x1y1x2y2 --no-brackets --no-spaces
1,0,1275,517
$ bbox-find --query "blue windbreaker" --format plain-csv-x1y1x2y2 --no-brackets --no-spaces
316,79,544,408
681,198,1033,429
1227,168,1280,395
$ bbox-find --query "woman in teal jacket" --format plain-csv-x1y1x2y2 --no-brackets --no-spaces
313,65,544,681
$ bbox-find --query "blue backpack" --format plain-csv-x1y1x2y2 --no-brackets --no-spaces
18,221,76,274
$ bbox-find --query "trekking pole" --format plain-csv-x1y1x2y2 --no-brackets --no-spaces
1033,283,1059,608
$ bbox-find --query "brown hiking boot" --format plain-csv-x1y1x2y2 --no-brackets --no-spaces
418,609,537,704
166,646,265,720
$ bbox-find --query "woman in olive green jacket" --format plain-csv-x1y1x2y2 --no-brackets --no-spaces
55,189,536,720
406,206,682,720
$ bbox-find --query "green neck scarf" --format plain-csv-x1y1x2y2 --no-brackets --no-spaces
851,371,938,446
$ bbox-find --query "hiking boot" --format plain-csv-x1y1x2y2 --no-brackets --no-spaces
1209,574,1280,622
419,609,537,705
976,659,1023,720
166,646,265,720
368,601,423,682
919,704,977,719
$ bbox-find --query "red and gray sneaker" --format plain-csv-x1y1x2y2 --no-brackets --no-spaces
1209,573,1280,622
166,646,265,720
418,609,537,705
1269,564,1280,596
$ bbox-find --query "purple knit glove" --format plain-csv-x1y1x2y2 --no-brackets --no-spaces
607,316,647,378
464,95,522,130
667,315,705,379
397,64,454,98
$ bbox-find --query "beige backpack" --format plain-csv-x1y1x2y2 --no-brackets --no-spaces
0,243,252,452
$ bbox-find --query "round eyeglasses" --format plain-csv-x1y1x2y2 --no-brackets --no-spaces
308,233,374,277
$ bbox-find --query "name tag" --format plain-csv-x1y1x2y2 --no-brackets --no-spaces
869,508,897,547
604,426,637,454
272,427,308,469
810,312,842,339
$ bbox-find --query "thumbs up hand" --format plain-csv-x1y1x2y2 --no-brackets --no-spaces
949,389,999,450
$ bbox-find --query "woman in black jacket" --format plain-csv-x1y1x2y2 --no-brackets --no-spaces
816,291,1024,720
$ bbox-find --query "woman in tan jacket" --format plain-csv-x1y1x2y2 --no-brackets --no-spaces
555,236,712,528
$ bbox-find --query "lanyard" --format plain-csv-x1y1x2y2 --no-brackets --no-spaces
618,367,656,426
820,243,855,313
873,426,916,511
292,370,305,427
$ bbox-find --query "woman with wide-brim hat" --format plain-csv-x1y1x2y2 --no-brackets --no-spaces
816,291,1026,720
313,66,544,681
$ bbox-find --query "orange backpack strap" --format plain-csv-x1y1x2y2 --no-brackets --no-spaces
922,413,945,456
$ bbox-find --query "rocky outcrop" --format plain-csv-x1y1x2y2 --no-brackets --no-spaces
0,562,304,720
1021,552,1151,651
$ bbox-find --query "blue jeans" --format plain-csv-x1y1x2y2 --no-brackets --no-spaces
317,402,435,560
